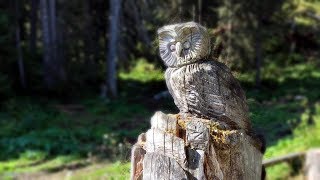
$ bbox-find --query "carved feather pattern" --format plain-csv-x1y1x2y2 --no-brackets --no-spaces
165,60,251,130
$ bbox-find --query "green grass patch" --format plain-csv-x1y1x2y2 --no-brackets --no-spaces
264,103,320,179
0,154,82,179
70,162,130,180
119,58,164,83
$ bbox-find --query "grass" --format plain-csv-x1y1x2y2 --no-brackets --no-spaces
69,162,130,180
249,100,320,179
264,103,320,179
0,96,149,179
1,159,130,180
241,62,320,179
0,59,320,179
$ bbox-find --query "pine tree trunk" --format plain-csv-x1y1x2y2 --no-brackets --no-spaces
105,0,121,98
49,0,65,82
40,0,53,89
49,0,57,71
30,0,38,54
40,0,65,89
15,0,26,89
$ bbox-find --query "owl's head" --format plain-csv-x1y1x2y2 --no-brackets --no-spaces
158,22,211,67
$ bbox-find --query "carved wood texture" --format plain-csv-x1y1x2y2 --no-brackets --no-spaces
165,60,251,131
130,112,263,180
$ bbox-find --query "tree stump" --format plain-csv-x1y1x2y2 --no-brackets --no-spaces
130,111,263,180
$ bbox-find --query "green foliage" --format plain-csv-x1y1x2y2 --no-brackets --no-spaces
119,58,164,83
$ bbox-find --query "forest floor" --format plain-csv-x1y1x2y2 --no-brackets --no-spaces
0,61,320,179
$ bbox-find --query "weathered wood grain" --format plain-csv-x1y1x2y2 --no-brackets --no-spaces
143,153,188,180
144,128,187,168
305,149,320,180
130,144,146,180
165,60,252,131
150,111,178,134
131,112,263,180
186,119,210,150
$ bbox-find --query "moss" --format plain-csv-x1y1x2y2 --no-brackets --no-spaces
177,116,239,148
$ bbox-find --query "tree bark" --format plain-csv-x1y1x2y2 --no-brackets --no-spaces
15,0,26,89
40,0,65,89
30,0,38,54
49,0,57,69
40,0,53,89
131,112,264,180
105,0,121,98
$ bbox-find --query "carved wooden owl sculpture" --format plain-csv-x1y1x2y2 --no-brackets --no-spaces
158,22,252,131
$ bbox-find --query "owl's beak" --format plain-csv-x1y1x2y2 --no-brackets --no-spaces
175,42,183,57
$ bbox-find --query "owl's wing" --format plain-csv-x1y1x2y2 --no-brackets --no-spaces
185,60,251,130
215,61,251,130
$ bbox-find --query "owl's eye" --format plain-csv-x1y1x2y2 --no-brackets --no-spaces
170,44,176,51
183,41,191,49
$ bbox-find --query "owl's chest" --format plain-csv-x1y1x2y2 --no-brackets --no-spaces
166,62,226,114
166,63,221,95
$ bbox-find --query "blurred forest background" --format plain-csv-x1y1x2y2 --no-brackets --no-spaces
0,0,320,179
